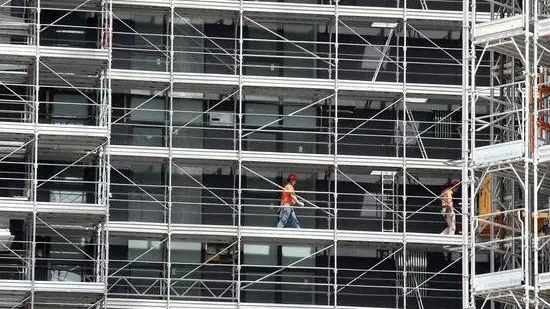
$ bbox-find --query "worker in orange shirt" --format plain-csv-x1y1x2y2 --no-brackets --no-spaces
277,173,304,228
440,179,460,235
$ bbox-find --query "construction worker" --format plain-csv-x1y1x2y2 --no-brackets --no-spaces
277,173,304,228
440,179,460,235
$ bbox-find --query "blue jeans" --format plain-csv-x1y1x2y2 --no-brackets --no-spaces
277,206,301,228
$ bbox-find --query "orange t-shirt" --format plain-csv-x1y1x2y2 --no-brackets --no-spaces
281,183,295,205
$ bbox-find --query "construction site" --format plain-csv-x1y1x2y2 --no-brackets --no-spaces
0,0,547,308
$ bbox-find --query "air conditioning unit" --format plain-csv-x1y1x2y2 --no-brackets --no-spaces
209,112,234,127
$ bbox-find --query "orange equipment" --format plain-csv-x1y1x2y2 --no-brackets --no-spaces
530,75,550,154
478,176,502,236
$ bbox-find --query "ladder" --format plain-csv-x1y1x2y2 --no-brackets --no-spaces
405,108,428,159
419,0,428,10
381,171,396,232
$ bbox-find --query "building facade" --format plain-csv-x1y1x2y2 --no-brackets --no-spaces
1,0,540,308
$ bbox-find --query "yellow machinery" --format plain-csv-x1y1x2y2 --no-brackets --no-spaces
478,176,502,236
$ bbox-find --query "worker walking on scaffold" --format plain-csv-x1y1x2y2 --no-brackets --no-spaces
277,173,304,228
440,179,460,235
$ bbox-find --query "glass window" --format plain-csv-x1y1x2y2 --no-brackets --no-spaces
48,169,87,203
283,24,315,78
281,245,315,266
281,245,315,304
50,190,85,203
128,239,162,261
243,171,279,227
125,238,164,295
171,166,203,224
51,93,89,124
282,132,315,154
173,17,204,73
132,126,163,147
170,241,201,297
242,244,277,302
173,98,203,124
243,244,277,264
171,241,201,263
247,132,277,152
245,103,279,127
361,194,382,218
49,270,81,282
40,11,93,48
245,23,279,76
282,104,316,129
245,102,279,152
130,13,167,71
129,96,166,123
46,235,89,282
282,103,317,154
173,98,203,148
361,46,385,70
127,163,164,223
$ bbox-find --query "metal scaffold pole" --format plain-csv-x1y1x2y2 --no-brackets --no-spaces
462,0,470,306
401,0,408,306
536,0,544,309
104,1,113,307
237,0,244,306
468,0,477,307
523,3,531,308
30,1,40,308
167,1,175,307
333,0,339,305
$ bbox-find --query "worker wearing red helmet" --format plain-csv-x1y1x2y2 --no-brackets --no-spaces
440,178,460,235
277,173,304,228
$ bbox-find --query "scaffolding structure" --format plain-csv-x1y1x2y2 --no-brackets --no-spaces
0,0,480,308
468,0,550,308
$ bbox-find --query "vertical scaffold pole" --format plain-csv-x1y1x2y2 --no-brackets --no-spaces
462,0,471,307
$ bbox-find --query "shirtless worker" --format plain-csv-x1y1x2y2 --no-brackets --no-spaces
276,173,304,228
440,179,460,235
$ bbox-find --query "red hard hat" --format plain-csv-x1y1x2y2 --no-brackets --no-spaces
288,173,298,182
